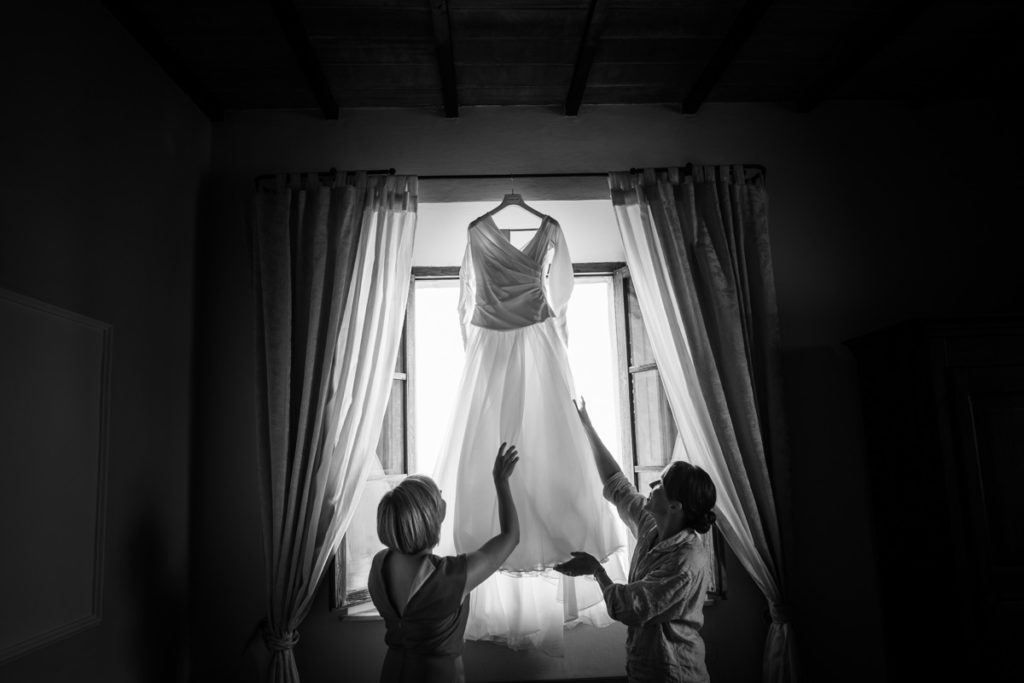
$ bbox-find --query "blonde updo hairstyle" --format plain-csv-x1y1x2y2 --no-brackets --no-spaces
377,475,444,555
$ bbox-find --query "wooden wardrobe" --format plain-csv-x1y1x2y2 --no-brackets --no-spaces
848,319,1023,683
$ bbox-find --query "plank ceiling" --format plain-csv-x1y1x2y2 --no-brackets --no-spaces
101,0,1023,121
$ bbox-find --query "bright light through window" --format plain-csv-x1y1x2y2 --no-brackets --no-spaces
411,279,467,478
412,276,622,478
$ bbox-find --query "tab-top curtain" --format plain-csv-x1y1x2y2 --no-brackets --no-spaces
249,172,417,682
609,167,797,683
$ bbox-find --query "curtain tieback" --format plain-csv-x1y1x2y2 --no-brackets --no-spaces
263,626,300,651
768,601,791,625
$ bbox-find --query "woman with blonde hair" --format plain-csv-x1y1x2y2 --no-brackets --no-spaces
368,443,520,682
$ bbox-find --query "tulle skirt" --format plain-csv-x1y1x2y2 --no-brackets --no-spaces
433,318,628,653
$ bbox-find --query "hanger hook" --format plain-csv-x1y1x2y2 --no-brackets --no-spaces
510,176,515,195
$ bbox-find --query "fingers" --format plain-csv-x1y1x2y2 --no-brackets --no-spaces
575,396,592,426
500,455,519,476
553,552,590,577
500,448,518,467
494,442,520,478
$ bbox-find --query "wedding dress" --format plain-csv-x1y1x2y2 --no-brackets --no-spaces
433,212,627,654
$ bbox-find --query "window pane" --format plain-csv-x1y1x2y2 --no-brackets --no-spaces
566,276,622,464
632,370,677,467
636,469,661,493
394,321,407,374
377,377,407,475
412,276,624,477
412,280,465,477
344,464,393,601
626,277,655,367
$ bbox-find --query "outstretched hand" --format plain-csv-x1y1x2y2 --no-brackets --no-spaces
492,442,519,485
553,551,601,577
573,396,595,432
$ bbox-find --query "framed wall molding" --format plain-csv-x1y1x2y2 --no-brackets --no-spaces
0,288,112,664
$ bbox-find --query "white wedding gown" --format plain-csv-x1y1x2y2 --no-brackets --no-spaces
433,213,628,654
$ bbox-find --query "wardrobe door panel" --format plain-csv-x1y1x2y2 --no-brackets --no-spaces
950,366,1024,601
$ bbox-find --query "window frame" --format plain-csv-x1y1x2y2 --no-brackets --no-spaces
329,262,725,617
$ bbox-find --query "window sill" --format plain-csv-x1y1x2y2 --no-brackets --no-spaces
337,602,383,621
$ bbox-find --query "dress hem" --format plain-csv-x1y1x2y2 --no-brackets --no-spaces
496,544,627,577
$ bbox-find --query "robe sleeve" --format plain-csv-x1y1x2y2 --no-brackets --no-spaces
457,241,476,348
602,566,698,627
603,471,649,538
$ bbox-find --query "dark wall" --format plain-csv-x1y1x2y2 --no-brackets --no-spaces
2,4,1017,682
0,2,210,681
774,99,1023,683
192,100,1022,683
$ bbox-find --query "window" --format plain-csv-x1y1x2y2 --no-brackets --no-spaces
328,262,725,617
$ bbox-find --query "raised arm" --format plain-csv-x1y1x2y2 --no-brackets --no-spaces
576,396,647,534
463,443,520,598
575,397,622,484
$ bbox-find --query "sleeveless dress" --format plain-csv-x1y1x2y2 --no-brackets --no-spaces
368,551,470,683
432,214,627,653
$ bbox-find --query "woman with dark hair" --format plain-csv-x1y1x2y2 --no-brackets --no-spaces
368,443,520,683
555,399,717,682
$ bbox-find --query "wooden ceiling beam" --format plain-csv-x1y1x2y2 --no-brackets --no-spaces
565,0,610,116
796,0,934,112
270,0,339,119
430,0,459,118
101,1,223,122
681,0,774,115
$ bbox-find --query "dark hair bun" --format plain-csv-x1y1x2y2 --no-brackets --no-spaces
692,509,717,534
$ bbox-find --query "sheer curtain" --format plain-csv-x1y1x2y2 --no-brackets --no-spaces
249,172,417,683
609,167,797,683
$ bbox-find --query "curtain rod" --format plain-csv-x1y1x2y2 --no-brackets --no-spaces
253,168,396,186
419,171,608,180
254,165,766,185
416,165,766,180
